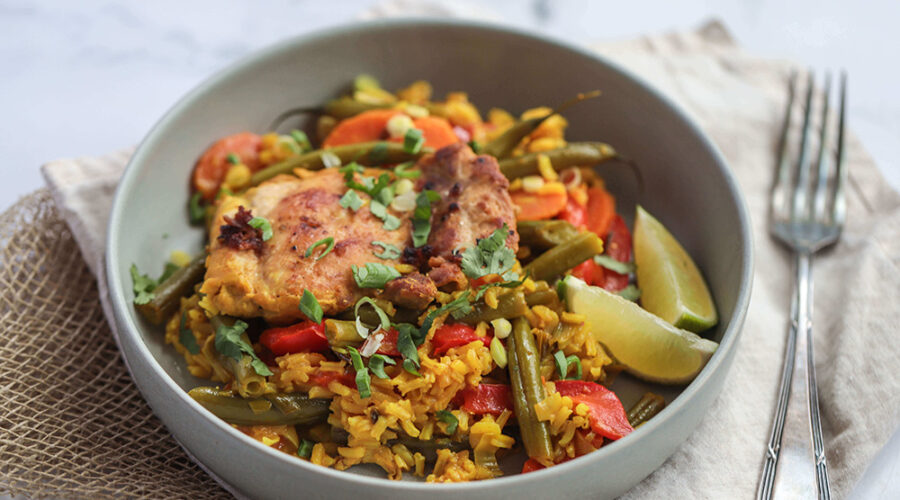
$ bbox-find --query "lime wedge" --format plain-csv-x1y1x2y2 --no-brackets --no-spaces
633,205,718,332
564,276,718,384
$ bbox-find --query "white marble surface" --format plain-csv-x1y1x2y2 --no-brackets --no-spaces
1,1,897,498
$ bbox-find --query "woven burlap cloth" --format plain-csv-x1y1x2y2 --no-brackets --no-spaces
2,20,899,500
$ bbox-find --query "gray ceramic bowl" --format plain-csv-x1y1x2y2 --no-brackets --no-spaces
106,19,752,499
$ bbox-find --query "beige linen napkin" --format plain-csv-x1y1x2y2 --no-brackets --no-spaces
37,21,900,499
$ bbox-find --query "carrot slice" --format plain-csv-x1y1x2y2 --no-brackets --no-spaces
409,116,460,149
323,110,460,149
322,109,400,148
192,132,262,201
585,186,616,237
511,188,568,221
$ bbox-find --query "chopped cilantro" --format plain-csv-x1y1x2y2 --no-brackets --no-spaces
460,223,516,280
213,319,272,376
299,289,323,324
436,410,459,434
189,192,206,225
419,292,472,340
338,161,364,180
178,311,200,354
130,264,157,305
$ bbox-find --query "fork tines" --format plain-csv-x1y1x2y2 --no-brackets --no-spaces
770,70,848,251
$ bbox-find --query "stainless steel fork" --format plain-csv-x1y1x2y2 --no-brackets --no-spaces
757,71,847,500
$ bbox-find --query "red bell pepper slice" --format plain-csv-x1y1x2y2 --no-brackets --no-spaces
554,380,633,441
521,458,545,473
454,384,514,415
558,195,588,228
432,323,491,356
259,321,328,355
570,259,605,286
585,186,616,237
374,327,401,357
309,370,356,388
595,215,632,292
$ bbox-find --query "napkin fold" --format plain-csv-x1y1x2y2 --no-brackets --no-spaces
40,20,900,499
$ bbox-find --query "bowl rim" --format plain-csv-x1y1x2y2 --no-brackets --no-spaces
106,17,754,492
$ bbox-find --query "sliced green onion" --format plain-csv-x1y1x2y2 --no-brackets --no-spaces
593,254,636,274
617,284,642,302
346,346,371,398
435,410,459,435
395,323,420,367
372,241,401,260
290,130,312,152
248,217,273,241
321,151,341,168
352,263,400,289
489,336,507,369
368,354,396,379
412,190,440,248
394,162,421,179
305,237,335,261
298,289,323,324
226,153,240,165
382,214,401,231
565,355,582,380
297,439,314,459
402,358,421,377
354,297,391,332
339,190,363,211
468,140,481,153
553,350,569,380
403,128,425,154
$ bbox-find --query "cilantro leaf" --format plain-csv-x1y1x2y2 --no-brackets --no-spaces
248,217,273,241
159,262,180,284
419,291,472,339
178,311,200,355
213,319,273,376
436,410,459,434
130,264,157,305
338,161,364,181
371,241,401,260
339,190,363,211
460,223,516,279
299,289,323,323
189,192,206,225
352,263,400,289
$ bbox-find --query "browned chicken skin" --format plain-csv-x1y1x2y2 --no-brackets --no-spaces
201,144,516,323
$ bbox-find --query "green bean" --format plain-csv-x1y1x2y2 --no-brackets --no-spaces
499,141,618,179
209,316,269,398
188,386,330,426
517,220,580,249
136,255,206,325
250,142,434,186
508,317,553,462
324,319,363,348
324,97,391,119
523,232,604,282
456,291,528,325
334,302,420,326
627,392,666,428
481,91,601,160
525,289,558,307
394,437,467,462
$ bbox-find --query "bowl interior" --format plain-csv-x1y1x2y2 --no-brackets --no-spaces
108,19,751,489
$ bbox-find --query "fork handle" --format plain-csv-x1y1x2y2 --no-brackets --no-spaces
757,252,830,500
802,254,831,499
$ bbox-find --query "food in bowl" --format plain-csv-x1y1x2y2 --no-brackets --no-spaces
129,75,719,482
